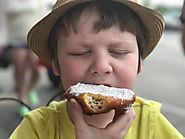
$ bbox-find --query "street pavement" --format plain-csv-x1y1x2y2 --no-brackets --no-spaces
0,30,185,138
135,30,185,136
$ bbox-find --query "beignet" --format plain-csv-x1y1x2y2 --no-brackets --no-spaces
64,83,136,115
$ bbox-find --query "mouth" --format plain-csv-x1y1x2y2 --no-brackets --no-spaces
80,82,112,87
94,83,112,87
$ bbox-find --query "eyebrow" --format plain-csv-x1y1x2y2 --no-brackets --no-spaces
76,41,135,50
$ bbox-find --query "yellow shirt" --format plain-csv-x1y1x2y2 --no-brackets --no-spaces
10,97,184,139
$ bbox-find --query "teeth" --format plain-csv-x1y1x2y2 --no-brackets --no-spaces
94,83,111,87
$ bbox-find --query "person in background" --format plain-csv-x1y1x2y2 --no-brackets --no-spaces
0,0,7,51
3,0,54,116
0,0,9,93
0,0,7,49
180,0,185,54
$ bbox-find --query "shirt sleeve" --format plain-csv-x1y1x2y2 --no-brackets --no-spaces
9,106,59,139
154,113,184,139
9,116,39,139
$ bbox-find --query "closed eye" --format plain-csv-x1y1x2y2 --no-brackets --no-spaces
68,51,91,56
109,50,130,57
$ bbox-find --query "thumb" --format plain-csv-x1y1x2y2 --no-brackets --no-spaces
68,99,87,128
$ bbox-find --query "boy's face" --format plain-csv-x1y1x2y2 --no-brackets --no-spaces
53,9,140,90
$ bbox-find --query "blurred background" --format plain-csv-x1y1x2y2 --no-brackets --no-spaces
138,0,185,136
139,0,182,30
0,0,185,138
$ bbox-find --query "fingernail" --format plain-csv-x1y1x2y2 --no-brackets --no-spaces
124,110,129,114
123,107,129,113
70,98,76,105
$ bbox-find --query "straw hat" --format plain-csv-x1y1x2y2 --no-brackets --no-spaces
28,0,165,65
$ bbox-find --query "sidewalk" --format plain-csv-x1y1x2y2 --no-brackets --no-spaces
135,31,185,135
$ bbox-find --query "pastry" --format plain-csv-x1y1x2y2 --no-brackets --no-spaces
64,83,136,115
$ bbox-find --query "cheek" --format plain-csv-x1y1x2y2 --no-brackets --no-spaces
58,59,85,90
116,59,138,89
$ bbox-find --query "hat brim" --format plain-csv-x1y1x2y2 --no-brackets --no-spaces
28,0,165,65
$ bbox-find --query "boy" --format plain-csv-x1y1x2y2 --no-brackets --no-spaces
10,0,184,138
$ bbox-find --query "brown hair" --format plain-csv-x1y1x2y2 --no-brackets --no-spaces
49,0,148,63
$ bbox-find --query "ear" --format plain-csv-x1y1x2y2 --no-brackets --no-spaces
51,59,60,76
137,58,144,74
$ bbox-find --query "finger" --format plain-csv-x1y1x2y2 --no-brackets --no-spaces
113,109,123,122
113,107,131,122
68,99,87,128
106,108,135,134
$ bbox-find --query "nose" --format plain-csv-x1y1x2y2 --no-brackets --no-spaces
90,54,113,75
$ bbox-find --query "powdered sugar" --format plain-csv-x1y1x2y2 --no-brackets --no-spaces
69,83,135,100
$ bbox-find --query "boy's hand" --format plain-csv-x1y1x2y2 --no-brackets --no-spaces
69,99,135,139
